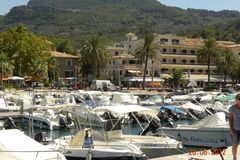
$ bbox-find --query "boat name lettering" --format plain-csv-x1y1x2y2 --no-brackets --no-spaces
190,137,218,144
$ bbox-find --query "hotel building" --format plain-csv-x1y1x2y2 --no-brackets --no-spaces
107,33,240,86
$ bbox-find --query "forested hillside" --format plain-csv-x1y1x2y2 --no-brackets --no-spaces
1,0,240,42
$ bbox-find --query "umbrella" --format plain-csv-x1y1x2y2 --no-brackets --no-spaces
187,80,197,87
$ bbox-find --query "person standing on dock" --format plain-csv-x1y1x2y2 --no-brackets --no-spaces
229,93,240,160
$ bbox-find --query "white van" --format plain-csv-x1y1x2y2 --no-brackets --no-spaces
91,80,117,91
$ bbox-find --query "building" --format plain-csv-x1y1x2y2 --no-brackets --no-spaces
50,51,79,79
107,33,240,86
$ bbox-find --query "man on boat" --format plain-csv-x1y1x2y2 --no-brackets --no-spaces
229,93,240,160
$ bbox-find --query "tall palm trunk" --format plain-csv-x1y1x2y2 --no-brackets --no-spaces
223,71,227,88
207,54,210,87
151,59,154,81
142,53,149,90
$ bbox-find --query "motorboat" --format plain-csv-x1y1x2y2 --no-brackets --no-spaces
22,109,74,130
74,105,183,158
48,128,147,160
160,112,231,148
0,129,66,160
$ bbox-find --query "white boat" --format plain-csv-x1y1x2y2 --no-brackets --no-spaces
48,128,147,160
160,112,231,147
0,129,66,160
22,109,74,130
74,105,183,158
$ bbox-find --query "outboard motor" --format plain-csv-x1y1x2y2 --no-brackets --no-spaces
66,113,73,125
59,115,68,129
165,117,175,128
4,117,18,129
140,119,160,135
34,132,44,142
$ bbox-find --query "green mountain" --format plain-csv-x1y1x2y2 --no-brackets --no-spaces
1,0,240,41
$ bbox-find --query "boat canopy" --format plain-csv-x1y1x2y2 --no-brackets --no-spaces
194,112,226,128
214,94,236,102
160,106,186,114
180,102,205,112
94,105,158,119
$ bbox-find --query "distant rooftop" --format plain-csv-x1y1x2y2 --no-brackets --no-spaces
50,51,79,58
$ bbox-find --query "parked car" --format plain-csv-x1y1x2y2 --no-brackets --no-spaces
91,80,118,91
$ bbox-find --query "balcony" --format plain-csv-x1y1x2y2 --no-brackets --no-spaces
161,51,196,55
161,61,215,65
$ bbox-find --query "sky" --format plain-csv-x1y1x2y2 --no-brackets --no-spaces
0,0,29,15
0,0,240,15
159,0,240,11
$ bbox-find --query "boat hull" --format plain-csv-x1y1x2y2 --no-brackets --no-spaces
161,127,231,147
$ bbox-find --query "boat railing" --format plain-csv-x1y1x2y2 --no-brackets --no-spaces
60,142,145,158
0,150,65,160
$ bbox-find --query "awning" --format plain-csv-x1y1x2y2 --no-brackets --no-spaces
127,70,141,73
128,77,164,82
6,76,24,80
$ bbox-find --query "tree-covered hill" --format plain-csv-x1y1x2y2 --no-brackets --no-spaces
1,0,240,42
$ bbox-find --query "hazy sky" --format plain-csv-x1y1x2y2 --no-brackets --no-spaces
0,0,240,15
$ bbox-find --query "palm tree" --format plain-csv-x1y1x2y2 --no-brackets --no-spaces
80,34,111,80
229,60,240,84
0,53,14,89
197,38,220,87
28,56,48,83
216,49,238,87
165,69,185,89
136,33,158,90
47,56,59,82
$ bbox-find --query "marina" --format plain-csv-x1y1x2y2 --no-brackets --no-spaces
0,88,235,160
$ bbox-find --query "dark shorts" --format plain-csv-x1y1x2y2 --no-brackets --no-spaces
232,130,240,144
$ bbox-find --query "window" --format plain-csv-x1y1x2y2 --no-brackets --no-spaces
113,70,115,74
198,69,203,73
115,51,119,56
120,70,122,75
113,60,115,65
162,58,166,62
172,39,180,45
122,60,126,64
129,45,131,48
161,68,168,72
172,59,176,63
162,48,167,53
190,60,195,64
190,50,195,54
65,70,74,77
182,50,187,54
182,59,187,63
66,60,72,66
173,49,177,53
109,61,111,65
160,38,168,44
190,69,195,73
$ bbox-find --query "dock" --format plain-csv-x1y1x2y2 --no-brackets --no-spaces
150,146,233,160
0,112,23,120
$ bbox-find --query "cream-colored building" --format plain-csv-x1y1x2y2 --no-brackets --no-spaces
107,33,240,85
